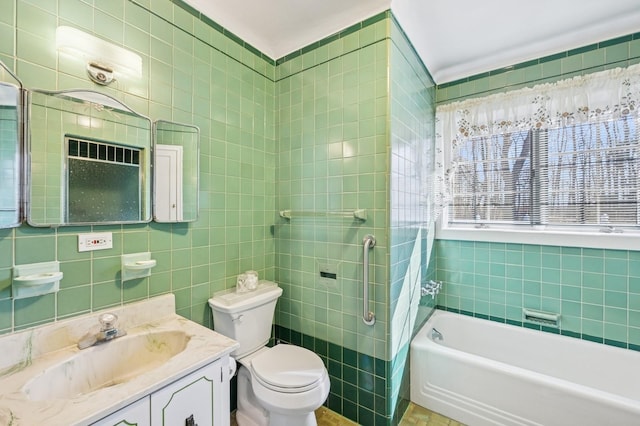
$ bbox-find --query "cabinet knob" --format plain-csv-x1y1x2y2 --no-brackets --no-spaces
185,414,198,426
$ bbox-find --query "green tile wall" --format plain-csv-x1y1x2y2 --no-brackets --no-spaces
1,0,275,332
273,13,436,425
436,241,640,349
274,14,390,360
273,13,393,424
388,16,436,425
436,31,640,350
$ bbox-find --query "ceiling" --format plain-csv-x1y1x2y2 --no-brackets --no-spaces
183,0,640,84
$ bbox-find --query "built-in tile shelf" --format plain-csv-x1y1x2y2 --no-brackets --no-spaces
122,252,156,282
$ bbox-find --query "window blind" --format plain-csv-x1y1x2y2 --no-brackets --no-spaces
450,115,639,229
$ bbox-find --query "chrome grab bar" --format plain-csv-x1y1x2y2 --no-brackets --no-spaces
362,235,376,325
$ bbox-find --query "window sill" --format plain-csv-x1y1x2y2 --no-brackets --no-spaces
436,223,640,251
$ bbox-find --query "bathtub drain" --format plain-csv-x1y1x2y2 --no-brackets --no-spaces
431,328,443,341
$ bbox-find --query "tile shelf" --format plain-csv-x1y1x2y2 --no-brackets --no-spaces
14,272,63,286
12,261,63,299
122,252,156,281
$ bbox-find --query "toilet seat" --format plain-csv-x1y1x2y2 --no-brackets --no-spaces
250,344,326,393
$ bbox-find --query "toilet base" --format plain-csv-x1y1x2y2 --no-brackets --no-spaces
236,365,320,426
236,366,269,426
269,412,317,426
236,410,264,426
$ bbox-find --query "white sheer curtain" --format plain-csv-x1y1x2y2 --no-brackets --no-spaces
435,63,640,220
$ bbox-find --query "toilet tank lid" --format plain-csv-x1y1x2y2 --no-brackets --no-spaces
208,280,282,313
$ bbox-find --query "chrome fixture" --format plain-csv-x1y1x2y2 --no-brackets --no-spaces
279,209,367,221
78,313,127,349
56,26,142,85
523,308,560,327
362,235,376,325
421,280,442,299
431,328,443,341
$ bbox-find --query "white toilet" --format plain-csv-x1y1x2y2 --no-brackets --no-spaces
208,281,330,426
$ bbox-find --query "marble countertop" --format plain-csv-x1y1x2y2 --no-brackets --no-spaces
0,294,239,425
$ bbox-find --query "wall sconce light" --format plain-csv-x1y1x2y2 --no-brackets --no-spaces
56,26,142,85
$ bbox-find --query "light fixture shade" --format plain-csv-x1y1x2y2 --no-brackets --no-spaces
56,26,142,79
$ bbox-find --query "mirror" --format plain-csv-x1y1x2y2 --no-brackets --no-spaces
27,90,152,226
0,61,23,229
153,120,199,222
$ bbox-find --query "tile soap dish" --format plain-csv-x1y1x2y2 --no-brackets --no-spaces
126,259,157,270
14,272,64,286
13,261,63,299
122,252,156,281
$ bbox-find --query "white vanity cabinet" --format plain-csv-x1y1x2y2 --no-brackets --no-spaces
92,357,230,426
92,397,150,426
151,358,227,425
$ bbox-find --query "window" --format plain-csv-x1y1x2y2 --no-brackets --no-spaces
452,129,533,225
450,115,639,231
66,136,143,223
435,63,640,249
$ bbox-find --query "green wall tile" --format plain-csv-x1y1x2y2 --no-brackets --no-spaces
0,268,11,299
96,0,125,18
14,293,55,328
17,1,56,39
57,285,92,318
0,298,11,332
0,236,12,269
605,44,629,63
15,235,55,264
60,260,92,288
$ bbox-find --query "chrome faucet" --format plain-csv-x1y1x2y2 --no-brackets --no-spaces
78,313,126,349
431,327,443,341
421,280,443,298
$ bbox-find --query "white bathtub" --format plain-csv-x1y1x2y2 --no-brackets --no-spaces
410,310,640,426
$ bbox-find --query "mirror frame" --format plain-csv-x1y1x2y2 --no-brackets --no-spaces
0,60,24,229
26,89,153,227
152,120,200,223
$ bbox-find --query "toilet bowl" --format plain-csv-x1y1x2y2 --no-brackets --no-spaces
236,345,330,425
209,281,331,426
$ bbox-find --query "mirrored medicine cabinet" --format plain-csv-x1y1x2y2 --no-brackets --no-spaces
1,67,200,227
0,61,23,229
27,89,152,227
153,120,199,223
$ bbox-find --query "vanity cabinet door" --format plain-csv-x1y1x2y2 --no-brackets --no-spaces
150,358,227,426
92,396,150,426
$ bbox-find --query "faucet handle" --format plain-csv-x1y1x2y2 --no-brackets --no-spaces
421,280,443,299
99,313,118,330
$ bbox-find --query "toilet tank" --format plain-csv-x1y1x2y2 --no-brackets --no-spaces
208,280,283,358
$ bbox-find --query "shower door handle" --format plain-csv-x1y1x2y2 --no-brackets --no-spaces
362,235,376,325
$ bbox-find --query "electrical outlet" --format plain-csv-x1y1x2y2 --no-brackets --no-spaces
78,232,113,252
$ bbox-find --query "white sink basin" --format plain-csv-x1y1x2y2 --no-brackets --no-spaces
0,295,239,425
22,330,190,401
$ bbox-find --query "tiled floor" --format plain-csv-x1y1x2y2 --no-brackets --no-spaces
315,406,360,425
398,403,465,426
230,403,462,425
